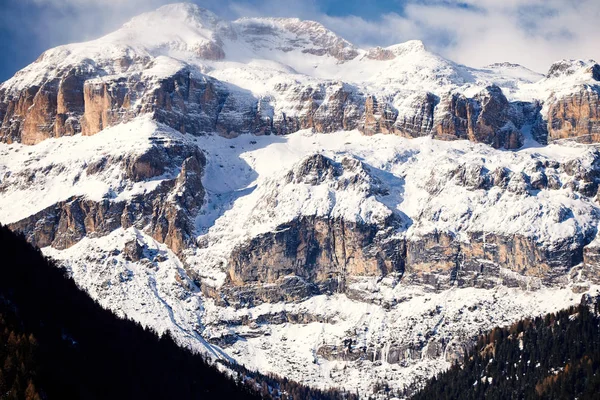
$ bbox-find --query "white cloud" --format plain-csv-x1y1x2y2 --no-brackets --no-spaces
223,0,600,72
400,0,600,71
313,0,600,72
28,0,162,6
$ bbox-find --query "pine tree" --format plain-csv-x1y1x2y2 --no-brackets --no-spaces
24,380,41,400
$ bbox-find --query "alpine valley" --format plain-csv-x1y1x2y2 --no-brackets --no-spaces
2,3,600,397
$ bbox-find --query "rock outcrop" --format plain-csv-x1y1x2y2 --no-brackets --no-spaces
6,59,600,150
8,145,205,254
404,231,581,290
547,59,600,80
223,216,404,305
361,93,437,138
394,92,438,138
80,68,259,138
217,223,590,307
547,85,600,143
469,86,523,149
271,81,363,135
542,60,600,143
317,336,467,365
361,86,524,149
0,79,62,145
361,95,398,135
432,86,523,149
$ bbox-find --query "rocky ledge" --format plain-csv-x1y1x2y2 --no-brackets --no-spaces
2,58,600,149
8,143,205,255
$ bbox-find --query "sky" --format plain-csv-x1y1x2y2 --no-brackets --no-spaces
1,0,600,81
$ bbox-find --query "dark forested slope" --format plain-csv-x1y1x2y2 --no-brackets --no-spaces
0,224,263,399
0,225,356,400
411,293,600,400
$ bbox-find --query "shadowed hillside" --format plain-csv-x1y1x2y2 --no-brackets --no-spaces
409,293,600,400
0,224,356,400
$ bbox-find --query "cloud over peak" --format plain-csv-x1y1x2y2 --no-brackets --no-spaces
1,0,599,81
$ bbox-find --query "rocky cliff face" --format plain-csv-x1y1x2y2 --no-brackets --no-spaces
216,221,590,307
3,49,598,152
2,5,600,150
0,71,544,150
360,85,525,149
361,92,437,138
469,86,523,149
0,67,255,142
8,143,205,255
547,85,600,143
404,231,579,290
269,82,363,135
0,79,63,145
0,49,152,144
223,215,404,306
540,60,600,143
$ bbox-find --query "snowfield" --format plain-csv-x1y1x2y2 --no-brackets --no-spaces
184,126,600,288
0,117,189,224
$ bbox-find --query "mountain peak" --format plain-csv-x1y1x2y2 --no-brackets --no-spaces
107,2,230,60
485,62,525,69
363,40,427,61
546,59,600,80
396,39,426,51
233,16,358,61
122,2,224,33
139,3,221,25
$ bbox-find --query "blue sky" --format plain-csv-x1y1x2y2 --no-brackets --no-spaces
1,0,599,81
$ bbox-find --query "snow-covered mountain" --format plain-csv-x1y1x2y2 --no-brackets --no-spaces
2,3,600,397
4,2,599,147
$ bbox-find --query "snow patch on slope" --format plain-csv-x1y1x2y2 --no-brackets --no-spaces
203,281,599,394
0,116,189,224
185,129,599,286
43,227,227,358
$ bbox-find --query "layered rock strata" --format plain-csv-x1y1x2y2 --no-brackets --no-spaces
8,145,205,255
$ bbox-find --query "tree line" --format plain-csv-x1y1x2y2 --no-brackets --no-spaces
410,293,600,399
